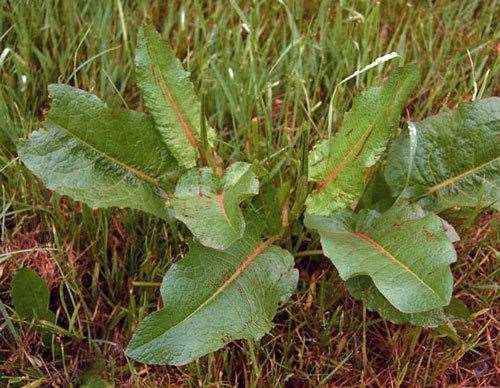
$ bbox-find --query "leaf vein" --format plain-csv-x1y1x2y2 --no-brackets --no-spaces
426,156,499,194
53,123,160,187
352,231,438,296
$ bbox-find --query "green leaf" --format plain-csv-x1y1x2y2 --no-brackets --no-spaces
346,276,449,327
136,24,213,168
444,298,472,322
126,221,298,365
306,65,420,215
347,277,471,326
171,162,259,249
11,267,55,323
18,84,179,218
305,203,456,313
385,97,500,212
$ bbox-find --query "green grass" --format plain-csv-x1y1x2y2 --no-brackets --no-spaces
0,0,498,386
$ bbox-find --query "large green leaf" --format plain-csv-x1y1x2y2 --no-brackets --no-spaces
385,97,500,212
11,267,55,323
171,162,259,249
126,222,298,365
18,84,179,218
346,276,450,327
306,65,420,215
136,24,212,168
305,203,456,313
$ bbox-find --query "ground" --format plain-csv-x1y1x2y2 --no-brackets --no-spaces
0,0,498,386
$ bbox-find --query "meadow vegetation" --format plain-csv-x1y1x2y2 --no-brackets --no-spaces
0,0,498,386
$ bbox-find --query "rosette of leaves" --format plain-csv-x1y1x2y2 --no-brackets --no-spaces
17,21,499,366
18,23,298,365
304,67,498,326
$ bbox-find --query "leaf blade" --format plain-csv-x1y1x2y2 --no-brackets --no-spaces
126,222,298,365
305,203,456,313
306,65,420,215
171,162,259,249
346,276,465,327
18,84,178,218
385,97,500,211
136,24,211,168
11,267,54,323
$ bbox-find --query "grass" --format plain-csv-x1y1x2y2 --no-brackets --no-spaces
0,0,498,386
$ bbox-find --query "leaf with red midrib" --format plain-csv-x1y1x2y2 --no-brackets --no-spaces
171,162,259,250
17,84,179,218
305,202,456,314
306,65,420,216
385,97,500,212
136,24,215,168
126,221,298,365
